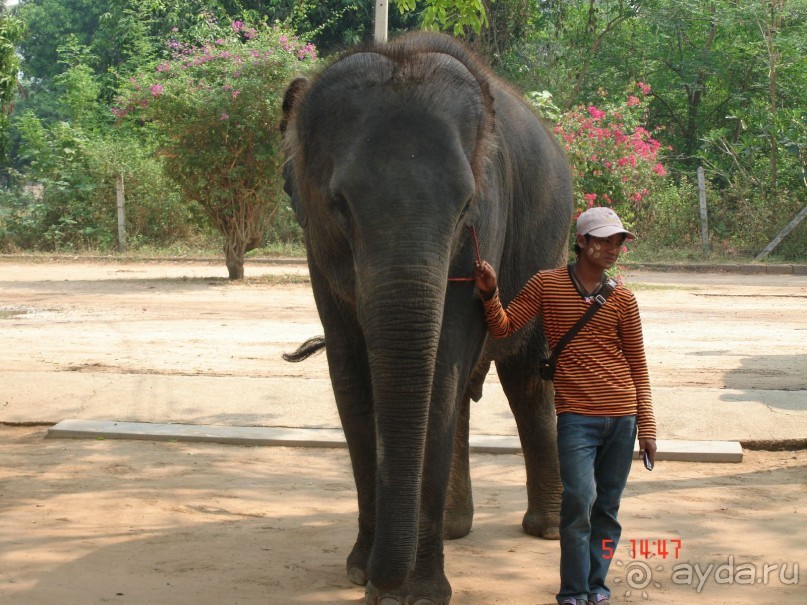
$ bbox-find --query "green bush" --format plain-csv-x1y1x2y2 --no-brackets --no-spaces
0,110,197,251
633,177,701,249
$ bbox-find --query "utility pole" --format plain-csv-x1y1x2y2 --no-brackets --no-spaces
375,0,389,43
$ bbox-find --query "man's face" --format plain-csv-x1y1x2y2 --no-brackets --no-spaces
577,233,626,269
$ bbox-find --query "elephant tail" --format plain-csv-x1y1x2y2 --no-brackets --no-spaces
282,336,326,362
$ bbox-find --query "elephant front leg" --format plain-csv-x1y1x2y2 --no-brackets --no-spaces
329,339,376,586
496,355,562,540
309,265,377,585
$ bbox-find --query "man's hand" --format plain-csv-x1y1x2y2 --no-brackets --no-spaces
639,438,657,469
473,260,498,299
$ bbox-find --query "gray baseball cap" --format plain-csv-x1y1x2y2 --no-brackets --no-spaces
576,207,636,240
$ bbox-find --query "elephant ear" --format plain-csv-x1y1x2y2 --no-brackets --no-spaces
280,76,308,135
282,159,306,229
281,77,310,229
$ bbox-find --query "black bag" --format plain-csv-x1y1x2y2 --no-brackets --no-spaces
538,280,616,381
538,357,556,381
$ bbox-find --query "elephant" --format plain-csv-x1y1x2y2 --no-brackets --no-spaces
281,31,572,605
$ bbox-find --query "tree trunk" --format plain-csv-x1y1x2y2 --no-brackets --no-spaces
224,233,246,280
759,0,784,191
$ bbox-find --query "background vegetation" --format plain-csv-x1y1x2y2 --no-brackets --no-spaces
1,0,805,270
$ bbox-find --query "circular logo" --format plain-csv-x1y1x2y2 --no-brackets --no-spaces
613,560,665,600
625,561,653,589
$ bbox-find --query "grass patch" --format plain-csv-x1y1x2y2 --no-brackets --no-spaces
241,274,311,286
624,242,803,264
247,241,306,257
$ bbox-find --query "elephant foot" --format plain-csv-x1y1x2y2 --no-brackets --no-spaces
365,576,451,605
442,506,473,540
347,541,372,586
522,509,560,540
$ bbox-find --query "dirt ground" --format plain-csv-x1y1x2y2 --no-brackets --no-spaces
0,258,806,604
1,427,804,605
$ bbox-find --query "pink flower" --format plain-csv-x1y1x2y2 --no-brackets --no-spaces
220,112,229,120
637,82,652,95
150,84,164,97
587,106,606,120
653,163,667,176
627,95,640,107
231,90,240,99
156,62,171,72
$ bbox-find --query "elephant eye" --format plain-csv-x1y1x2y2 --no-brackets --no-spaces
330,193,348,215
329,193,352,232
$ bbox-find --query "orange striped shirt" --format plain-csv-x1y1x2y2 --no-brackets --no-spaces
483,266,656,439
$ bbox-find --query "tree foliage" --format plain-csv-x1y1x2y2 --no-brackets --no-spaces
2,0,805,259
0,3,24,160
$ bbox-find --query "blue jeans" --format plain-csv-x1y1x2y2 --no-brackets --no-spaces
555,413,637,605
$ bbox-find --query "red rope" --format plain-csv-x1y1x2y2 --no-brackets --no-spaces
448,225,480,282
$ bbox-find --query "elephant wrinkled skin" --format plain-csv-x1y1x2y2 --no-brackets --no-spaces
281,32,572,604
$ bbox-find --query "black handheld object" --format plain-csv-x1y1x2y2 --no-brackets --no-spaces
642,449,654,471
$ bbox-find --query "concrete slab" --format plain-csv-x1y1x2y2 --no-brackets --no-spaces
5,372,804,443
47,419,743,462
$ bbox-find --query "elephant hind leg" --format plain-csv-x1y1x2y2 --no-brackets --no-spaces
443,360,489,540
496,356,562,540
443,390,473,539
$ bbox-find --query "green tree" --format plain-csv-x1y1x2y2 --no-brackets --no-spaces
118,21,318,278
0,2,24,161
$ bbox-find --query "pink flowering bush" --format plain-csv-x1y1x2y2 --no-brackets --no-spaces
115,21,317,279
552,82,669,233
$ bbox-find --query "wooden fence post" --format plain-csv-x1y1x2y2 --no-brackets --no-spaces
115,173,126,252
697,166,709,252
755,204,807,261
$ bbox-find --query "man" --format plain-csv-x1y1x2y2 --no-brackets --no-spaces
473,206,657,605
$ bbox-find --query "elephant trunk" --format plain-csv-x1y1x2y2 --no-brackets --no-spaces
358,259,447,592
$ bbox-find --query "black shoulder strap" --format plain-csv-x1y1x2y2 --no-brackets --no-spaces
548,278,617,366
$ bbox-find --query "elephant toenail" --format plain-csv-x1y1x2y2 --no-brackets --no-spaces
348,566,368,586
